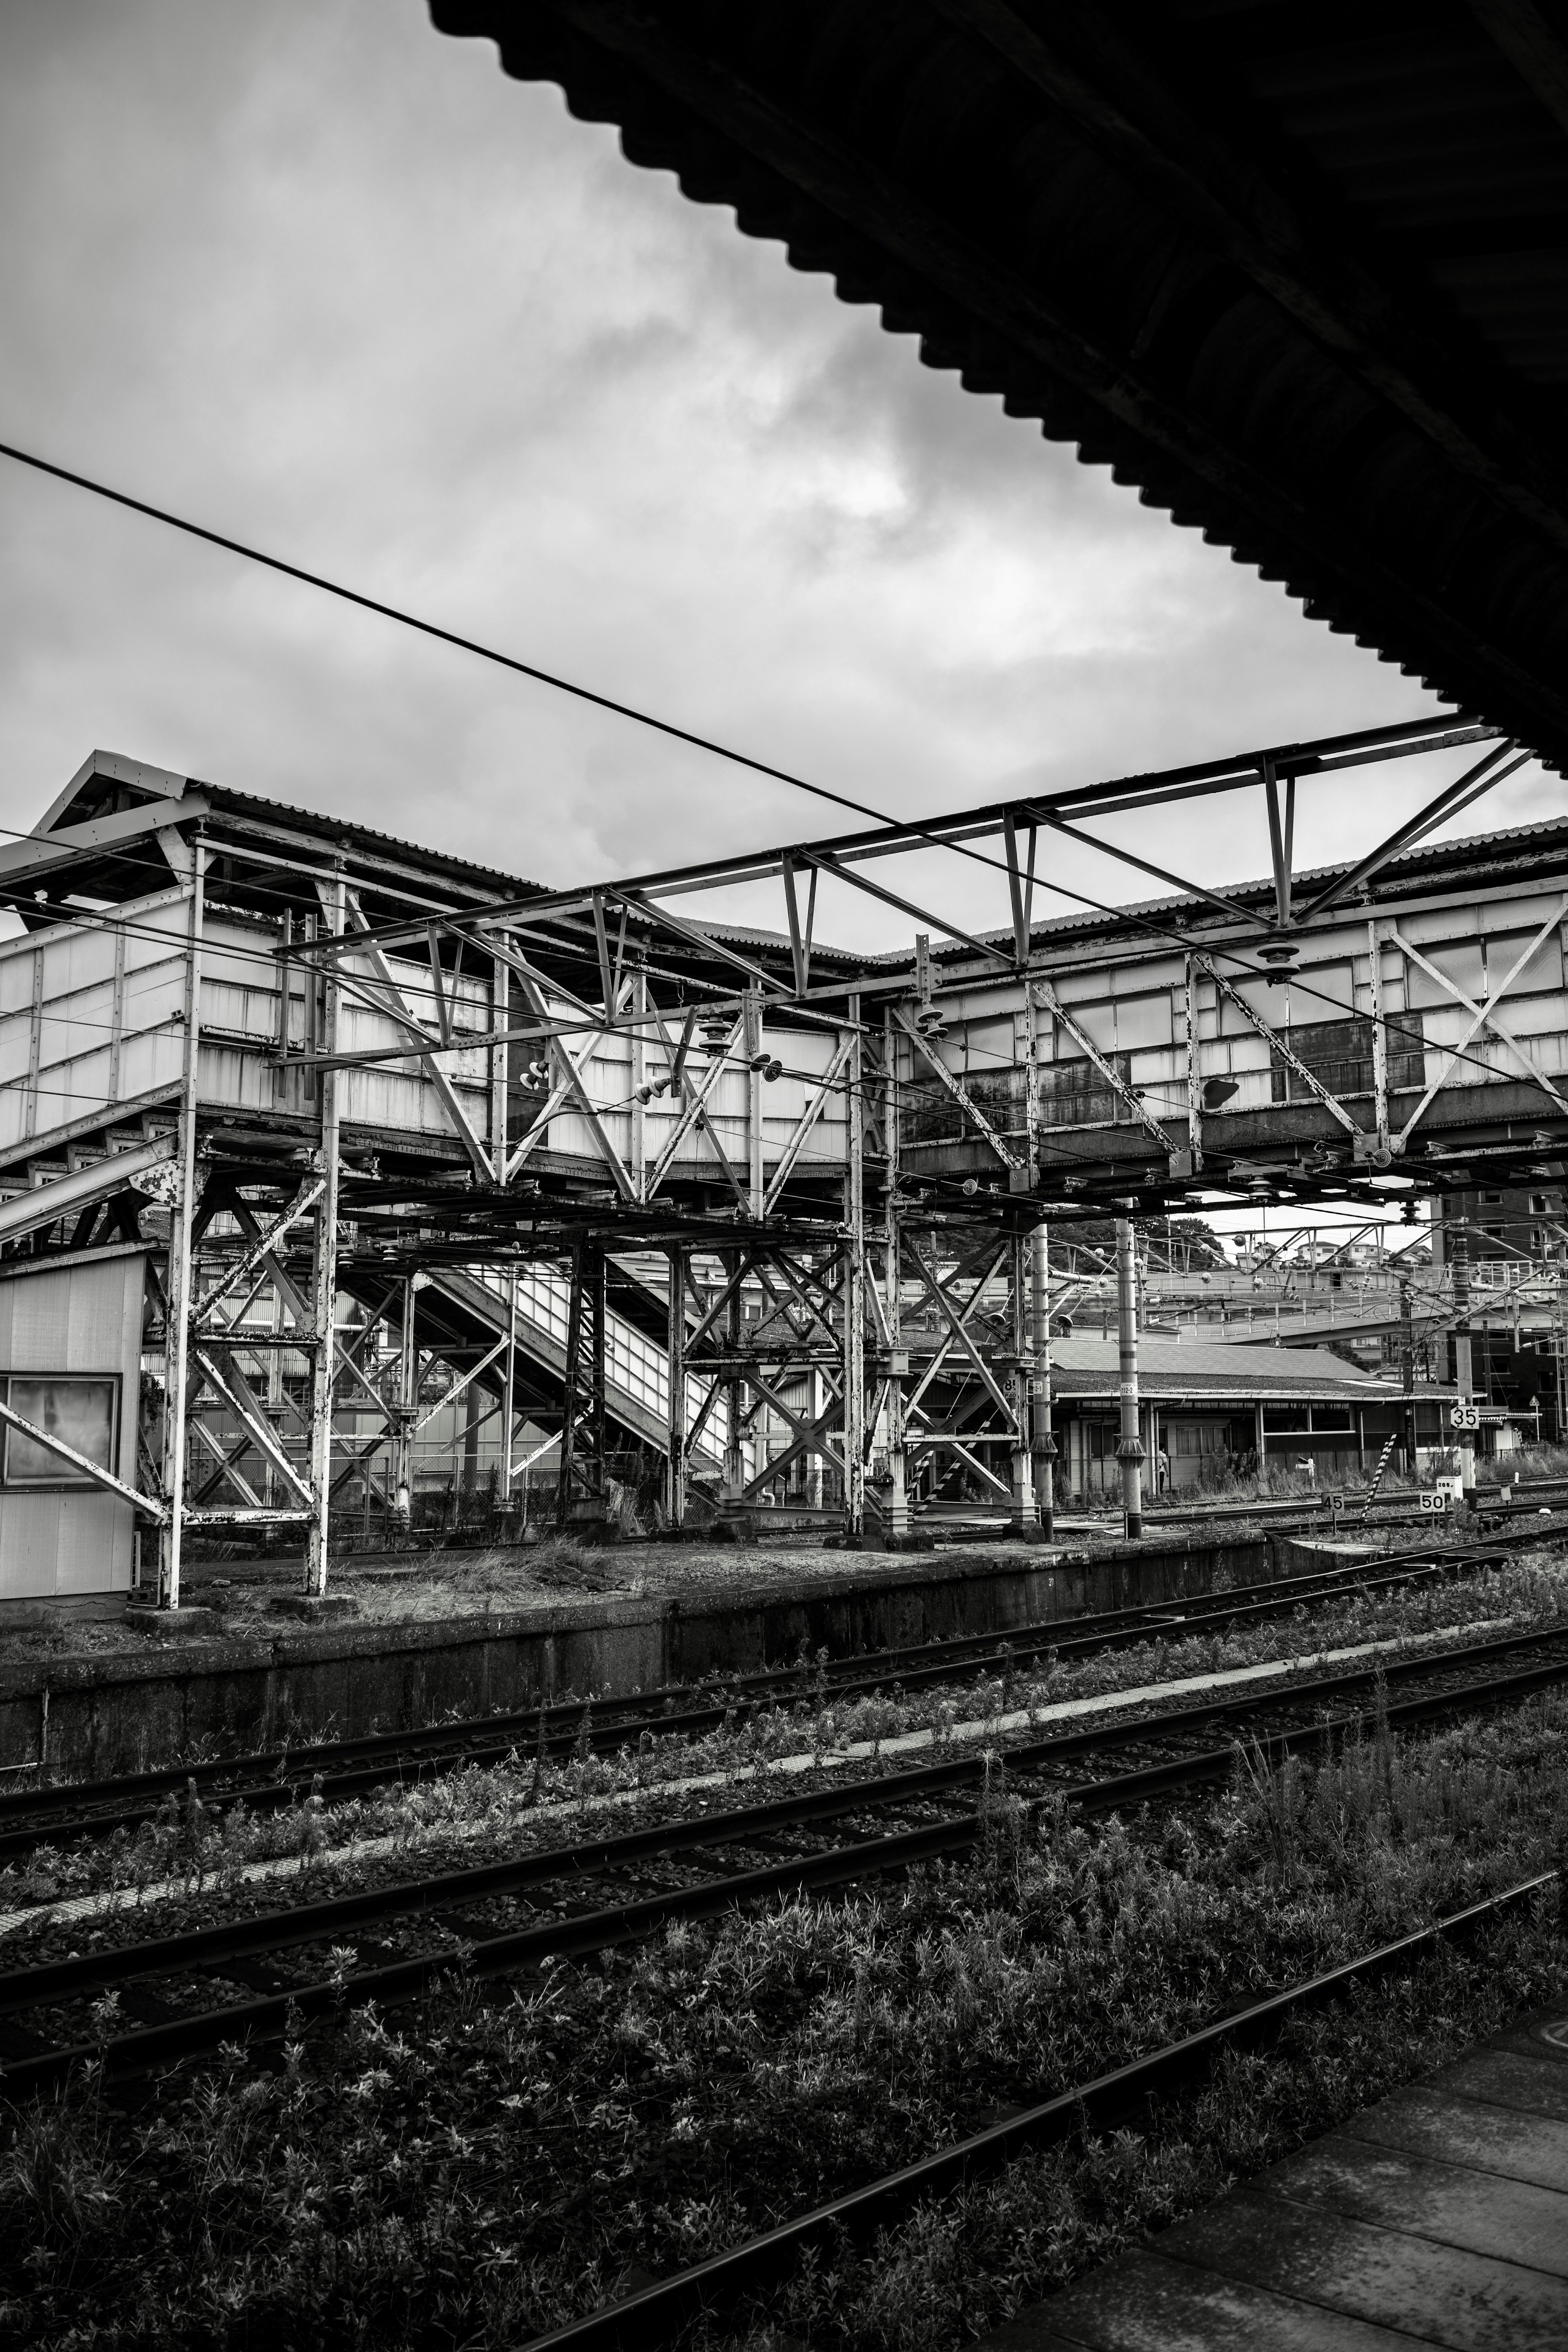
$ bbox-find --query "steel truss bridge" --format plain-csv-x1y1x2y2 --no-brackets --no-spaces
0,712,1564,1599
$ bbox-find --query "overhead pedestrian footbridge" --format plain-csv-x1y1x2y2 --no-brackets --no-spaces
2,720,1567,1600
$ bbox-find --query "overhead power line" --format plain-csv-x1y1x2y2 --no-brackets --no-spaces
0,438,895,833
0,436,1231,940
0,436,1542,1116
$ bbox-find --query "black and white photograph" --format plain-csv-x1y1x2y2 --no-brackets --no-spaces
2,5,1568,2347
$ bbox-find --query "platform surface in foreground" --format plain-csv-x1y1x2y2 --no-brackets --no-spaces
980,2000,1568,2350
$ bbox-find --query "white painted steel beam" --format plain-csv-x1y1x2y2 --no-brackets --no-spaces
0,1135,175,1246
0,1395,165,1521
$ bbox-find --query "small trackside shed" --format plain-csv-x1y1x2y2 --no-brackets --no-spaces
1049,1336,1434,1497
0,1246,147,1604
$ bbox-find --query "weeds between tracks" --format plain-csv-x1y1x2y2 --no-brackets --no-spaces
6,1546,1567,1936
3,1679,1566,2350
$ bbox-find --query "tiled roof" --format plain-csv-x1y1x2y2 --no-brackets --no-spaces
1048,1336,1410,1403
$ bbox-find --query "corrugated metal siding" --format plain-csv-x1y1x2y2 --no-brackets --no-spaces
0,1250,145,1600
0,893,188,1149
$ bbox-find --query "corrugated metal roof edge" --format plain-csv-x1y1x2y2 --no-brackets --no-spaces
187,771,550,900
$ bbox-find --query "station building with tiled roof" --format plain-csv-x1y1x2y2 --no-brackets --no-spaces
1049,1337,1454,1499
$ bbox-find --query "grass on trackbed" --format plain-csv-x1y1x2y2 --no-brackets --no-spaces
2,1663,1566,2350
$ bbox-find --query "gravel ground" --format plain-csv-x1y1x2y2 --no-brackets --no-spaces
0,1504,1530,1662
0,1528,1135,1658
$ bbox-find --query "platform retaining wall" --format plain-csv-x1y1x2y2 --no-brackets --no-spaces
2,1530,1331,1780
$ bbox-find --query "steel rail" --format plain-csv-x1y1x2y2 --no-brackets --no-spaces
0,1546,1452,1847
0,1527,1544,1859
522,1869,1561,2351
4,1628,1566,2096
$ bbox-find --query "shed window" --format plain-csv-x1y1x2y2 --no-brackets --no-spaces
2,1376,118,1486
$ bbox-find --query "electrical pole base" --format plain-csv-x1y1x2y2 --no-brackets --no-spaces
563,1498,620,1547
861,1522,935,1553
710,1499,757,1544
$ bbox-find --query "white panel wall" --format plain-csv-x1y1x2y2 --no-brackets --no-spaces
927,883,1568,1140
0,1248,146,1601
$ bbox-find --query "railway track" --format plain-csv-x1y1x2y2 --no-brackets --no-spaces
2,1523,1557,1863
523,1867,1562,2352
4,1611,1566,2098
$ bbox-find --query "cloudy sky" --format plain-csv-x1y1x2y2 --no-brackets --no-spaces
0,0,1555,961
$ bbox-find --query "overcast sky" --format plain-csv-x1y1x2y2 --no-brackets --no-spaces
0,0,1556,966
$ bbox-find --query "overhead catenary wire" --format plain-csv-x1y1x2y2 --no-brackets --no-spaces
0,437,1535,1038
0,435,954,837
0,438,1552,1156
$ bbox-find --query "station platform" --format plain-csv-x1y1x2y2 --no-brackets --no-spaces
979,1999,1568,2350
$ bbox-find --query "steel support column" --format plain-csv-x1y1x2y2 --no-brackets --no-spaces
1008,1227,1035,1534
842,1001,866,1540
589,1243,608,1506
558,1237,610,1529
394,1275,419,1523
1115,1216,1145,1538
1400,1274,1417,1471
666,1242,687,1526
557,1241,584,1531
880,1007,912,1544
806,1365,824,1512
305,873,343,1597
499,1261,518,1522
1031,1218,1056,1540
1452,1219,1475,1500
716,1246,753,1537
157,845,205,1610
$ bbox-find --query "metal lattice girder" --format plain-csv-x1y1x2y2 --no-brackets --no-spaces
192,1346,314,1507
1393,898,1568,1143
504,951,637,1196
1029,979,1172,1153
189,1418,264,1510
739,1377,843,1500
908,1247,1018,1433
893,1004,1024,1171
190,1177,325,1327
343,886,492,1181
903,1237,1012,1415
1196,955,1359,1136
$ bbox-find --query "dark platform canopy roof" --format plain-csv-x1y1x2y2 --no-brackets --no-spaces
431,1,1568,766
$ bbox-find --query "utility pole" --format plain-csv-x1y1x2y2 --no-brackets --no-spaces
842,996,866,1542
393,1272,419,1526
1452,1218,1475,1503
1399,1273,1416,1474
157,842,205,1610
1008,1228,1035,1535
882,1006,911,1546
1031,1218,1056,1539
305,871,343,1599
1115,1216,1144,1538
666,1242,687,1528
500,1260,518,1528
